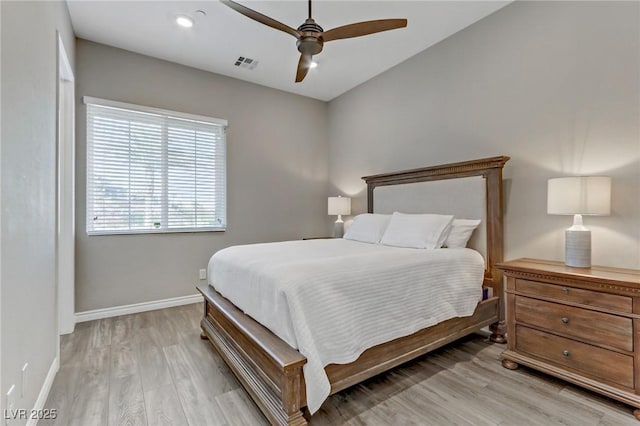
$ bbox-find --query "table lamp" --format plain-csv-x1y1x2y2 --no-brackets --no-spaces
547,176,611,268
328,196,351,238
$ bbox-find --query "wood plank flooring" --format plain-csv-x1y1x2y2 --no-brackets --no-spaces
42,303,638,425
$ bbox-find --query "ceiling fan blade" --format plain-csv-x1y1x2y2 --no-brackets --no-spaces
221,0,300,39
322,19,407,42
295,54,312,83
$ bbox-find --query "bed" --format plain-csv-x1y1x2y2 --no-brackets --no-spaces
197,156,510,425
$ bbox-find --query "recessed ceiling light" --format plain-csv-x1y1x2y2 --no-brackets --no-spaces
309,61,318,69
176,15,194,28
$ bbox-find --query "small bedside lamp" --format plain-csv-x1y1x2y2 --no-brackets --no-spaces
328,196,351,238
547,176,611,268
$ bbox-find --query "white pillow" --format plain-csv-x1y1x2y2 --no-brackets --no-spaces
445,219,482,248
343,214,391,244
380,212,454,249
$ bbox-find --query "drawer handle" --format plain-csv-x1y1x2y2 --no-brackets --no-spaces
562,350,570,357
562,287,570,293
561,317,569,324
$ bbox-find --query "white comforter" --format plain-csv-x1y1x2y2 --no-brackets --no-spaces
208,239,484,414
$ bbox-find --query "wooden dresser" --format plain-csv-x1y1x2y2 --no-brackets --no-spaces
498,258,640,419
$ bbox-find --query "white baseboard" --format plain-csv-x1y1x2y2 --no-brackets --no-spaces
75,293,204,323
27,357,59,426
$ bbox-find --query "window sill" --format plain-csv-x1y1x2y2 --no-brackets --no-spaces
87,227,226,236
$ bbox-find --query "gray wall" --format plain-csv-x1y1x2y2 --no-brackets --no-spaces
1,0,75,415
75,40,328,312
328,1,640,269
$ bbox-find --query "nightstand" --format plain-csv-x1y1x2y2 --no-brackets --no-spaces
498,258,640,420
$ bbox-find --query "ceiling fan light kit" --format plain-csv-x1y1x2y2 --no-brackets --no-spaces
221,0,407,83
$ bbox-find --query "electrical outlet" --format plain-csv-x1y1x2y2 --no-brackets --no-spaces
6,385,15,426
199,269,207,280
21,364,28,398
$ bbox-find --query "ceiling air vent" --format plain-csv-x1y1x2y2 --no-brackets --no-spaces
234,56,259,70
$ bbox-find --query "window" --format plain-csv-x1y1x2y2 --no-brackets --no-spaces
85,97,227,235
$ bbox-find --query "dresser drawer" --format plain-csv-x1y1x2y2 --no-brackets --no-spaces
516,325,634,389
515,296,633,352
515,279,632,313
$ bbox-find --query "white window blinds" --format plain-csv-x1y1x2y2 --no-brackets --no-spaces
85,98,227,235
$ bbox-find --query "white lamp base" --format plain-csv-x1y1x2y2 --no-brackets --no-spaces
333,215,344,238
565,214,591,268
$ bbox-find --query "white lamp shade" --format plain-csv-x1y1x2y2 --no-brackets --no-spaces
547,176,611,216
328,196,351,216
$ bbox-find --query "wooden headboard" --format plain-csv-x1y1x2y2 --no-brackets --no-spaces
362,156,510,304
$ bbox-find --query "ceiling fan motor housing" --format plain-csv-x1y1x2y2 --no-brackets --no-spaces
296,18,324,55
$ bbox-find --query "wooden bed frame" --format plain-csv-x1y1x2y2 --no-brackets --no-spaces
197,156,510,425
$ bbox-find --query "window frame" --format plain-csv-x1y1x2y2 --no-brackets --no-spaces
84,96,228,236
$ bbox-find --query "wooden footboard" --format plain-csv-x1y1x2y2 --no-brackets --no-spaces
198,284,499,425
199,284,307,426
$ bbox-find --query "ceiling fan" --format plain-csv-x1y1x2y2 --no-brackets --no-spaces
221,0,407,83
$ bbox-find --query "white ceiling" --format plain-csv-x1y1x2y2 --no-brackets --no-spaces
67,1,510,101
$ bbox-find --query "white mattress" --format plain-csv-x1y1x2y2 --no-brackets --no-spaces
208,239,484,414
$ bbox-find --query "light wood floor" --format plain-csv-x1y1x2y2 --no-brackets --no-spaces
42,302,638,426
